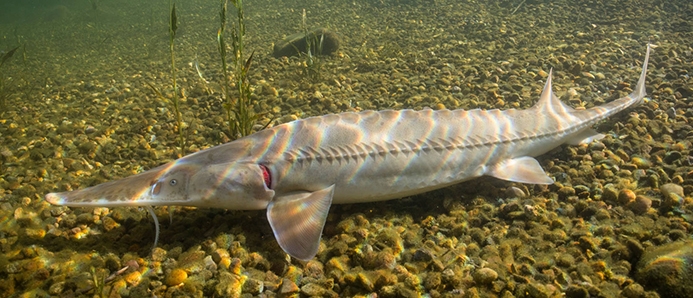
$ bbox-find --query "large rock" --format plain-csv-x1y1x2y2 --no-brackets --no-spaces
635,240,693,298
273,27,340,58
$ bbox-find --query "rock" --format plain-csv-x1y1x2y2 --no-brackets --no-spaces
627,195,652,214
279,278,299,295
472,267,498,285
357,272,375,291
601,186,619,203
49,281,65,295
635,240,693,298
412,248,434,262
242,278,264,295
215,271,245,297
301,282,326,296
618,189,637,205
505,186,527,198
660,183,684,198
660,183,685,211
564,285,589,298
273,28,340,58
203,255,217,271
165,268,187,286
211,248,230,263
631,157,651,169
621,283,646,298
558,186,576,199
526,283,551,298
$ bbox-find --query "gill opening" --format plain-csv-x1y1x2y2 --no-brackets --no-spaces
260,164,272,189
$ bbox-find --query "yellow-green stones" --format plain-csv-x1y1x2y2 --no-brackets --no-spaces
165,268,188,286
472,267,498,286
635,240,693,298
660,183,685,211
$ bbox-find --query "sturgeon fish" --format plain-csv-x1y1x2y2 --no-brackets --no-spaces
46,45,651,261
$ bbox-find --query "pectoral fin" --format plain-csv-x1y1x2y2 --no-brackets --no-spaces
487,156,554,184
266,185,335,261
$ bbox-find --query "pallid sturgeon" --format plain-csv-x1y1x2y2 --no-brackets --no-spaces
46,45,651,261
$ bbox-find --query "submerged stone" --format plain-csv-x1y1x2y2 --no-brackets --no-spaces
635,240,693,298
273,28,340,58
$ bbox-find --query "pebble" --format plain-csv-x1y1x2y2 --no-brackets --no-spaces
301,282,326,296
48,281,65,295
558,186,576,199
84,125,96,134
628,195,652,214
660,183,684,198
472,267,498,285
123,270,142,286
537,69,548,78
601,186,619,203
621,283,646,298
203,255,217,271
618,189,637,205
565,285,589,298
279,278,299,294
631,157,652,169
101,216,119,231
242,278,264,294
215,271,244,297
660,183,685,211
165,268,188,286
505,186,527,198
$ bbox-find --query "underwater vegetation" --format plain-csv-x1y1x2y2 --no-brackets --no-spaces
147,1,188,157
0,45,20,112
218,0,269,140
88,0,99,11
301,10,325,83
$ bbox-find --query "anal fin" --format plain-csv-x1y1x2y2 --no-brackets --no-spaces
487,156,554,185
267,185,335,261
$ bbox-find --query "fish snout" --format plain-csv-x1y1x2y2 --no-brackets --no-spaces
45,192,64,205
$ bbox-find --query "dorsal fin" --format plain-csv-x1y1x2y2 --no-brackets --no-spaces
534,69,576,114
629,43,651,101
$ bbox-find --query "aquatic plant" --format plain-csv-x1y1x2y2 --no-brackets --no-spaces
0,46,20,112
511,0,526,14
148,1,187,156
13,29,26,66
301,9,325,82
88,0,98,11
77,262,137,297
90,266,106,298
218,0,269,140
168,2,185,153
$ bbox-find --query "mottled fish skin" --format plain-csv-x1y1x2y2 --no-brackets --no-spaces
45,45,651,260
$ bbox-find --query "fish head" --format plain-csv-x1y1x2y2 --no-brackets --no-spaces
46,160,275,210
147,162,197,204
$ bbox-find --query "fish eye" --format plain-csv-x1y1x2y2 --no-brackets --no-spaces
169,179,177,186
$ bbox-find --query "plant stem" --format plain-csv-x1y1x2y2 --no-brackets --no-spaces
169,0,184,155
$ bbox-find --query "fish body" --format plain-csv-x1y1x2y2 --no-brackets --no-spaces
46,46,651,260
